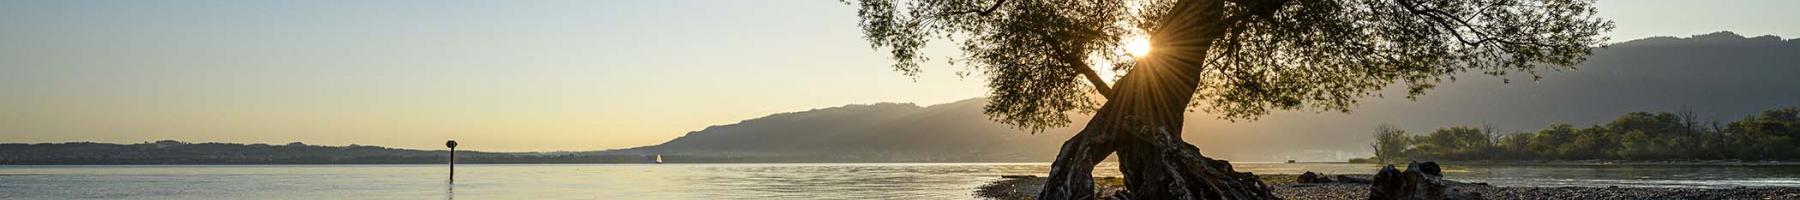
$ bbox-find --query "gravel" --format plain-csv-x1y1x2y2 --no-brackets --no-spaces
976,174,1800,199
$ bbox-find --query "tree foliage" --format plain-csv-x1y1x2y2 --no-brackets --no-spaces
847,0,1612,132
1371,124,1408,163
1407,126,1490,160
1369,107,1800,162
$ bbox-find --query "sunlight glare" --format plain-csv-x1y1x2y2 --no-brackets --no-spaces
1127,37,1152,57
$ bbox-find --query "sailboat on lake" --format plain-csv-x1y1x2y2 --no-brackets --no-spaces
654,154,663,164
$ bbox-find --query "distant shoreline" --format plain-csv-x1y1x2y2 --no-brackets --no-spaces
9,160,1800,166
0,162,1063,166
10,161,1800,167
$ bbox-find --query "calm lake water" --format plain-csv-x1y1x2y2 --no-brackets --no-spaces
2,163,1797,199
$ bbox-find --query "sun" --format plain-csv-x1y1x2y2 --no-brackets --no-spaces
1126,37,1152,57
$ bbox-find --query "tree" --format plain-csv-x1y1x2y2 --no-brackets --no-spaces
1411,126,1489,160
1724,108,1799,160
1496,132,1533,159
1565,125,1618,159
1608,112,1681,159
1371,124,1409,163
1370,108,1800,162
1615,130,1660,160
846,0,1609,198
1481,123,1503,159
1529,123,1577,159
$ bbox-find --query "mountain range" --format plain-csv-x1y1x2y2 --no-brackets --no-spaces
3,32,1794,164
594,99,1077,162
601,31,1799,162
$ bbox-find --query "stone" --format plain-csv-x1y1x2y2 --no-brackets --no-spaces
1369,162,1480,200
1298,171,1334,183
1409,161,1443,176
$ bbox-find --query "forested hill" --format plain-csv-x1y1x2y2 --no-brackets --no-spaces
597,99,1075,162
609,32,1800,162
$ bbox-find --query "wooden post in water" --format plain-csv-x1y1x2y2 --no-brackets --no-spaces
446,140,458,183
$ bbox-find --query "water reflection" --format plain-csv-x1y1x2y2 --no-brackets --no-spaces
681,164,1061,199
0,163,1795,199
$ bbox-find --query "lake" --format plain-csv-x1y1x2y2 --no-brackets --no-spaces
2,163,1797,199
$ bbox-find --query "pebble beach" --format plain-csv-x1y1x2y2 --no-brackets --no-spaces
976,174,1800,199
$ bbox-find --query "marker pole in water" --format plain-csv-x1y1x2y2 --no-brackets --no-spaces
446,140,458,183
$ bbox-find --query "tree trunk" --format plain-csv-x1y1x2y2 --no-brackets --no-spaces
1037,121,1120,199
1038,0,1276,199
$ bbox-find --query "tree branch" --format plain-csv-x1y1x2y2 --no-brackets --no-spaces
942,0,1009,16
1397,0,1553,48
1056,52,1115,100
1075,64,1116,100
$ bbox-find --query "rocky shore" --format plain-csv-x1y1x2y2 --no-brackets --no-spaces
976,174,1800,199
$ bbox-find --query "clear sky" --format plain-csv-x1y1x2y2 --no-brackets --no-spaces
3,0,1796,152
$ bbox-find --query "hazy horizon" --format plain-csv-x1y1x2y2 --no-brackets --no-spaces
5,0,1800,152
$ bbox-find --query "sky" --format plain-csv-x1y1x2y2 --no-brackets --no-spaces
2,0,1797,152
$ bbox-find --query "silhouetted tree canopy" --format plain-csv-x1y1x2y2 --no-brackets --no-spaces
1366,107,1800,162
848,0,1611,131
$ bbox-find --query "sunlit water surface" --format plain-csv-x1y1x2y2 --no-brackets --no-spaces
2,163,1797,199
